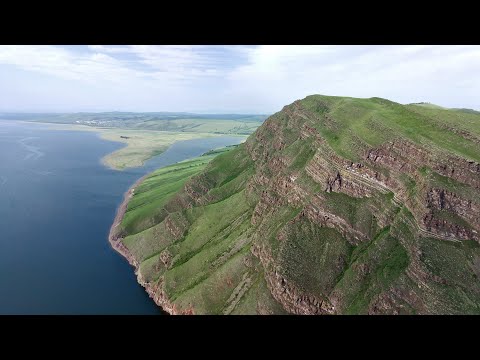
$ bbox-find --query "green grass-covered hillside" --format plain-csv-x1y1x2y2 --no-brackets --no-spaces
114,95,480,315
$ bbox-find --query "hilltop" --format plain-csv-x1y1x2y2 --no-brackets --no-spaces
110,95,480,314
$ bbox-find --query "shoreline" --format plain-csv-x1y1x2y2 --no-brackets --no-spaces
108,173,179,315
15,120,221,171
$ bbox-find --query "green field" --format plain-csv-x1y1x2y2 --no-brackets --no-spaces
118,118,262,135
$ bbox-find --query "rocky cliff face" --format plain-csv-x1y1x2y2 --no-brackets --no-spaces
116,95,480,314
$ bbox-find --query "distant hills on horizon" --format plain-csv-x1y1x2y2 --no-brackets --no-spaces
0,111,270,120
1,99,478,118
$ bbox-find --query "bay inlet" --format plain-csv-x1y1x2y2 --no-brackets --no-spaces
0,121,243,314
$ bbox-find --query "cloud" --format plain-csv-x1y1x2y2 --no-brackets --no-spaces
87,45,246,79
224,45,480,111
0,45,144,84
0,45,479,112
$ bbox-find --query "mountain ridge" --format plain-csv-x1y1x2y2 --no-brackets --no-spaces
110,94,480,314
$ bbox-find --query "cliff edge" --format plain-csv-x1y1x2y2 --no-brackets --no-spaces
112,95,480,314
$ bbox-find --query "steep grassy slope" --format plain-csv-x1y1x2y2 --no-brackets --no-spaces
112,95,480,314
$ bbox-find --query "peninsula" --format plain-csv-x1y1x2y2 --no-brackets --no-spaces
109,95,480,315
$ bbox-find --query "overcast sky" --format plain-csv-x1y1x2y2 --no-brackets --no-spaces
0,45,479,114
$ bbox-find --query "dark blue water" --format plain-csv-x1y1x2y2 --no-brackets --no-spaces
0,121,243,314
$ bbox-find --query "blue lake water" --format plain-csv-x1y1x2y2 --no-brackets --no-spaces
0,121,243,314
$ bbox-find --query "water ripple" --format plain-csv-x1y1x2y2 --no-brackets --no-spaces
18,137,45,161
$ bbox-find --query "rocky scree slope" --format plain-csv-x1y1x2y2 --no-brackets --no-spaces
112,95,480,314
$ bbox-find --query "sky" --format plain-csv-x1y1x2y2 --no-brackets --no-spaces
0,45,479,114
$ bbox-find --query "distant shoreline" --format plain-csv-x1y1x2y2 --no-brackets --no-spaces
12,121,227,171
